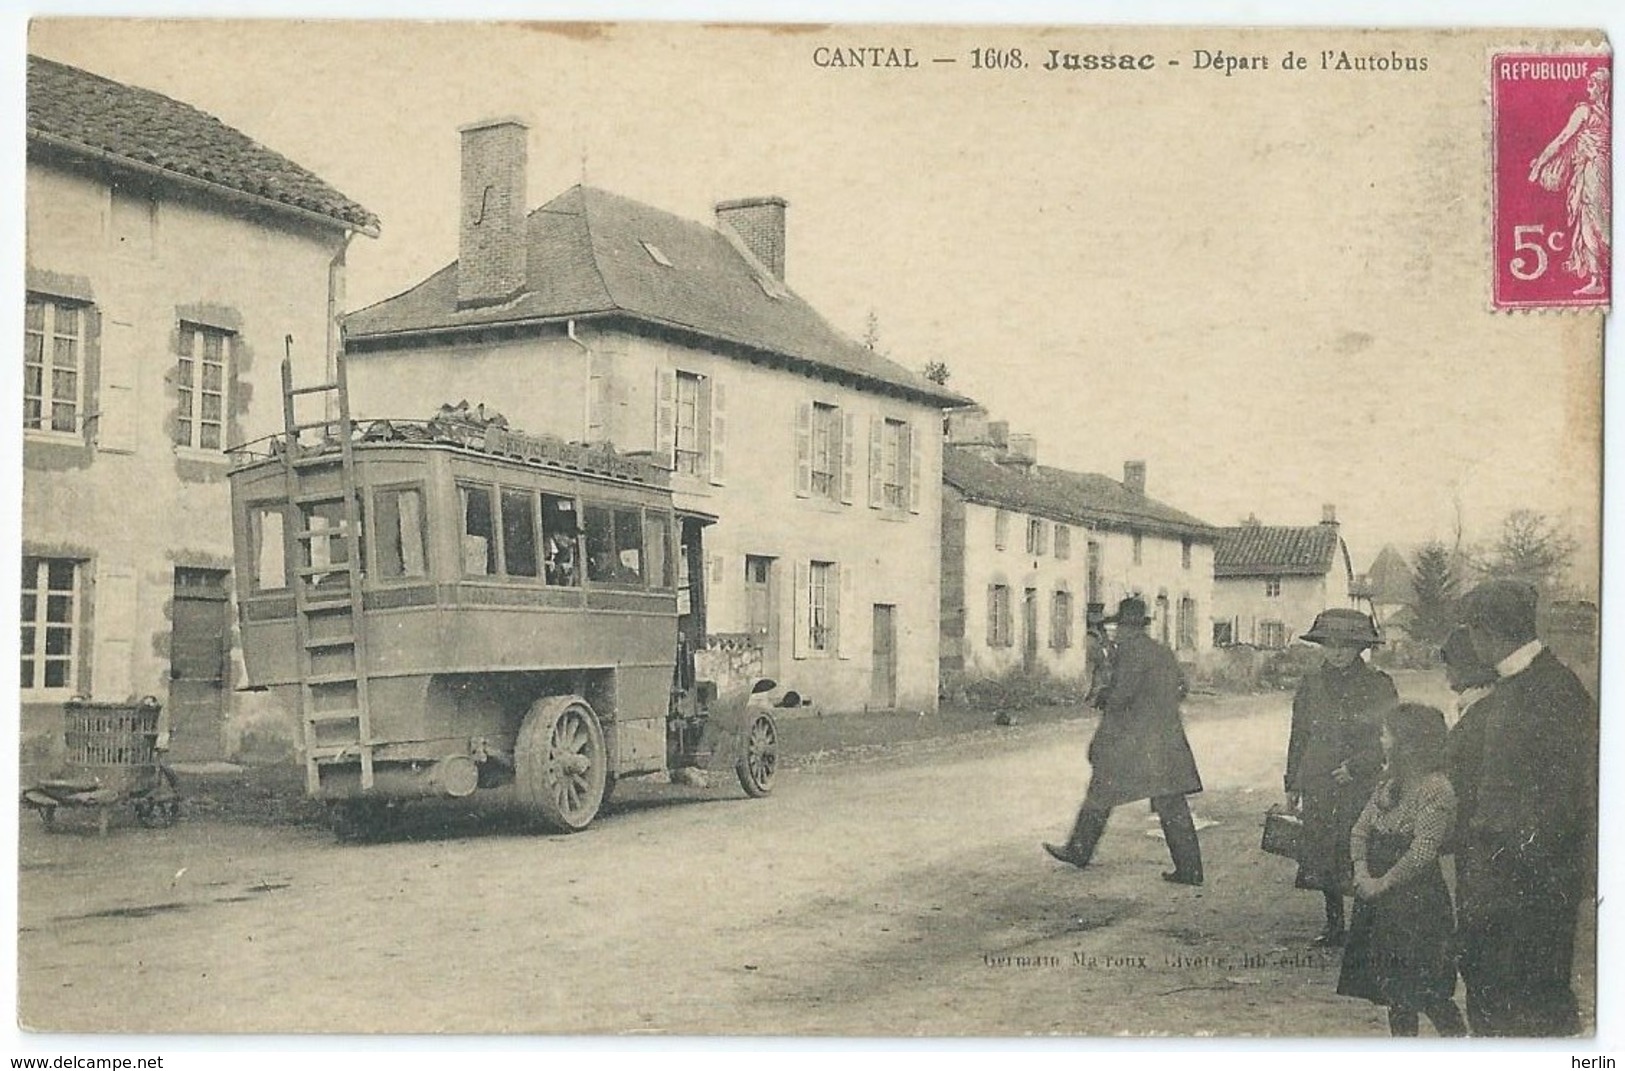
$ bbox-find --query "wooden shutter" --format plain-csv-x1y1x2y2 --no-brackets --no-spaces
907,419,921,513
709,378,727,485
91,562,137,697
587,348,614,439
986,585,998,647
868,414,884,508
708,554,725,629
794,401,812,497
654,367,677,469
840,410,856,503
97,316,136,454
835,563,851,660
792,561,809,658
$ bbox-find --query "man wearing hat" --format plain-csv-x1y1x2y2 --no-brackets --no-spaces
1044,595,1205,885
1284,608,1395,947
1453,579,1596,1036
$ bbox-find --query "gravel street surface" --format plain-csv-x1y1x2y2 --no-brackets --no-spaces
16,673,1595,1037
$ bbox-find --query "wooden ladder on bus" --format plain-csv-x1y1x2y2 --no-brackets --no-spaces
279,337,374,796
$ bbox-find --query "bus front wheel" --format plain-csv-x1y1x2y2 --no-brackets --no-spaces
516,695,608,833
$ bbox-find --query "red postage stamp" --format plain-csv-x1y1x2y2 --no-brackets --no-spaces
1491,52,1612,310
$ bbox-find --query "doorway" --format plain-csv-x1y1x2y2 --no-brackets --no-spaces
744,555,779,677
871,604,897,710
1023,587,1039,671
169,567,231,762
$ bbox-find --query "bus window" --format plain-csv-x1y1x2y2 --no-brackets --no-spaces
644,512,670,589
501,489,539,578
460,485,496,576
301,500,358,590
585,505,645,586
542,494,579,587
251,506,288,592
374,487,426,579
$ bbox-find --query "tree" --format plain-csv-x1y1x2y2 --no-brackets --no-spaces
1408,541,1459,645
1474,509,1577,599
922,360,951,386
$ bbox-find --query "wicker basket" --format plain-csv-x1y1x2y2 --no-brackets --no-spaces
1261,808,1302,859
64,696,162,770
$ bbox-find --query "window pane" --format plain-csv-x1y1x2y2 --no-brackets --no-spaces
200,424,222,450
24,300,44,331
201,393,222,421
53,336,77,368
203,331,223,361
202,362,223,392
21,593,36,622
45,627,71,655
53,371,77,400
44,661,68,688
24,332,43,365
501,489,539,578
47,560,73,591
20,661,33,689
23,399,41,428
644,513,669,588
461,486,495,575
374,489,426,580
541,495,579,587
614,510,644,582
46,595,72,623
20,625,35,655
52,403,76,433
584,506,614,582
254,508,287,591
175,418,193,446
178,359,194,387
55,305,79,337
23,365,42,397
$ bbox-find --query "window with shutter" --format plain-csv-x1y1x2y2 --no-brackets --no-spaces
810,404,842,500
841,410,856,503
22,556,81,694
175,322,231,451
995,509,1010,551
24,296,88,437
867,414,884,507
794,402,813,497
654,367,677,469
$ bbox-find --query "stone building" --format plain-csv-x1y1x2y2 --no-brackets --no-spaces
21,55,377,767
1211,509,1360,649
345,119,967,713
940,410,1218,688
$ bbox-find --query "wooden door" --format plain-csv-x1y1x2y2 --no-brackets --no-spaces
1023,588,1039,671
744,555,779,677
870,604,897,709
169,567,231,761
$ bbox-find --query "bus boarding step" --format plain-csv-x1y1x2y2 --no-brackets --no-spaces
305,672,359,687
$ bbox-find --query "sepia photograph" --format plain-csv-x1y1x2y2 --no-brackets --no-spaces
7,11,1612,1049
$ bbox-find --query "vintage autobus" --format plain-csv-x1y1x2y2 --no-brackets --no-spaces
228,361,777,836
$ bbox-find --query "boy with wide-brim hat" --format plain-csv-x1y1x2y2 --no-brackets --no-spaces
1284,608,1396,946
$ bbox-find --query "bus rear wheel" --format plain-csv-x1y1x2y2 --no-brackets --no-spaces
516,695,607,833
735,711,779,798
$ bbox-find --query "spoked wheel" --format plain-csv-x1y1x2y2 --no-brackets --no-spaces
735,711,779,798
515,695,607,833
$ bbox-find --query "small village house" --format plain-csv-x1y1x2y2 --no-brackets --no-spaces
1211,508,1361,649
344,119,968,713
21,56,378,768
940,410,1218,688
1360,543,1417,638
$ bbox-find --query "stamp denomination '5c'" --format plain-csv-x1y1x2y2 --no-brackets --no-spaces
1492,53,1612,310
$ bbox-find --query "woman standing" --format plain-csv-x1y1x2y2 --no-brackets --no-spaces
1285,610,1395,946
1337,703,1467,1037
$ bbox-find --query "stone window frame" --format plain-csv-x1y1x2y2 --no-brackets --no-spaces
20,555,85,699
173,321,233,452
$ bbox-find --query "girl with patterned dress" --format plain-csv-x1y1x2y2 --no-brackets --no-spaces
1337,703,1467,1037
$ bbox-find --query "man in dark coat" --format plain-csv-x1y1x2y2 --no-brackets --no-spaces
1044,596,1205,885
1454,579,1597,1037
1284,609,1395,946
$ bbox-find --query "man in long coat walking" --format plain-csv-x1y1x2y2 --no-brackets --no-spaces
1044,596,1205,885
1454,579,1597,1036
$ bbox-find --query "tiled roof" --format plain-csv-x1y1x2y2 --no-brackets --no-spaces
345,185,968,407
27,55,378,235
1214,524,1343,577
942,446,1217,541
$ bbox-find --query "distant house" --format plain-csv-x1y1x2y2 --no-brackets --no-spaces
940,410,1218,685
22,56,377,767
1211,508,1359,649
345,119,969,713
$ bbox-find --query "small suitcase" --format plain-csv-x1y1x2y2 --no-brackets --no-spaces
1261,807,1302,859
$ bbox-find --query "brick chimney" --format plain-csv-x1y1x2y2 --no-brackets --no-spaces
1001,433,1038,475
1124,460,1147,496
1321,503,1338,526
457,118,529,309
715,196,788,280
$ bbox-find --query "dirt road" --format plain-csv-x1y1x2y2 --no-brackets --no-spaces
16,678,1595,1037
